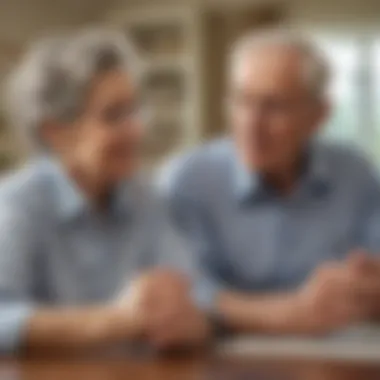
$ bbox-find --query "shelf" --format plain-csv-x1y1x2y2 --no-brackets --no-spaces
110,6,193,28
149,106,184,124
127,23,186,58
142,70,185,105
143,57,191,74
107,3,201,163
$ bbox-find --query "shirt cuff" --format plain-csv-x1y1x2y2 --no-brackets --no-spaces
0,303,34,354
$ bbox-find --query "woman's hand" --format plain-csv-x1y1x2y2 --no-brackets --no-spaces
118,269,211,349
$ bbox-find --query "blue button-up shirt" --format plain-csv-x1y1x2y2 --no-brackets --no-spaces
0,158,193,353
161,138,380,305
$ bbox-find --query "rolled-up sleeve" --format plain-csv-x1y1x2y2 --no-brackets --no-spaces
0,206,36,353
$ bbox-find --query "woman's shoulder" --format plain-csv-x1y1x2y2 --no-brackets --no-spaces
0,159,53,218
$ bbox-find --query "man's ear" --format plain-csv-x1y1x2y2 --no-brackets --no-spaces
311,98,331,134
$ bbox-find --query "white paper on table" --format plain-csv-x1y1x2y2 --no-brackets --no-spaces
216,324,380,363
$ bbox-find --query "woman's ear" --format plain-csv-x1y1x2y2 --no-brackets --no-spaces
40,120,69,154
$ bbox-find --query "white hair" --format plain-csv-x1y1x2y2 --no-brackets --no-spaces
230,29,330,98
4,27,142,148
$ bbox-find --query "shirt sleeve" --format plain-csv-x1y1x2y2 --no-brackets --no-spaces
0,206,36,353
351,159,380,254
150,207,225,311
155,165,226,311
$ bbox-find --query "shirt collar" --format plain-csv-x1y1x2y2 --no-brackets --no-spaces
233,156,262,204
42,158,131,222
305,142,332,197
233,142,332,204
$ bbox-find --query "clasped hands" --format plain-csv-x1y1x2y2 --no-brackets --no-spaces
117,269,210,350
114,249,380,346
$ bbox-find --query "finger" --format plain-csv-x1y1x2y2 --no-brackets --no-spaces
152,307,193,335
341,299,369,323
145,305,188,337
368,256,380,273
330,269,373,303
348,251,380,276
153,311,181,330
355,278,380,296
148,309,196,348
347,250,371,272
150,322,183,349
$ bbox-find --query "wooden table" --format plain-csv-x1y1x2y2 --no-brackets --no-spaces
1,352,380,380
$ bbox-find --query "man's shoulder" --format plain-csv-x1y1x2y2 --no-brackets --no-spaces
317,141,376,175
0,160,52,217
159,138,234,194
315,141,380,196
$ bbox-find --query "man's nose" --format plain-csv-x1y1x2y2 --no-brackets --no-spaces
245,105,267,130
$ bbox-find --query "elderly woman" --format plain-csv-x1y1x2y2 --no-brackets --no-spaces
0,28,209,354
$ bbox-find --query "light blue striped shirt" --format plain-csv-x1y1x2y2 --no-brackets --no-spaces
0,158,192,353
162,139,380,304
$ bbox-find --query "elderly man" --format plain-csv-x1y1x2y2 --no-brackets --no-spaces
163,30,380,335
0,28,209,354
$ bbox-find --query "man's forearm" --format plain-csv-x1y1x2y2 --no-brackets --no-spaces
23,306,140,353
217,291,314,335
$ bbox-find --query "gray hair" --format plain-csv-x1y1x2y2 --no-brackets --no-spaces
5,28,141,147
230,29,330,98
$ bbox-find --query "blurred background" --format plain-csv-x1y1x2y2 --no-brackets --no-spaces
0,0,380,170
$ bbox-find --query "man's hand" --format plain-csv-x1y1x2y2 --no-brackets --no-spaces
214,251,380,337
118,269,210,349
346,250,380,319
118,269,189,315
296,254,380,334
